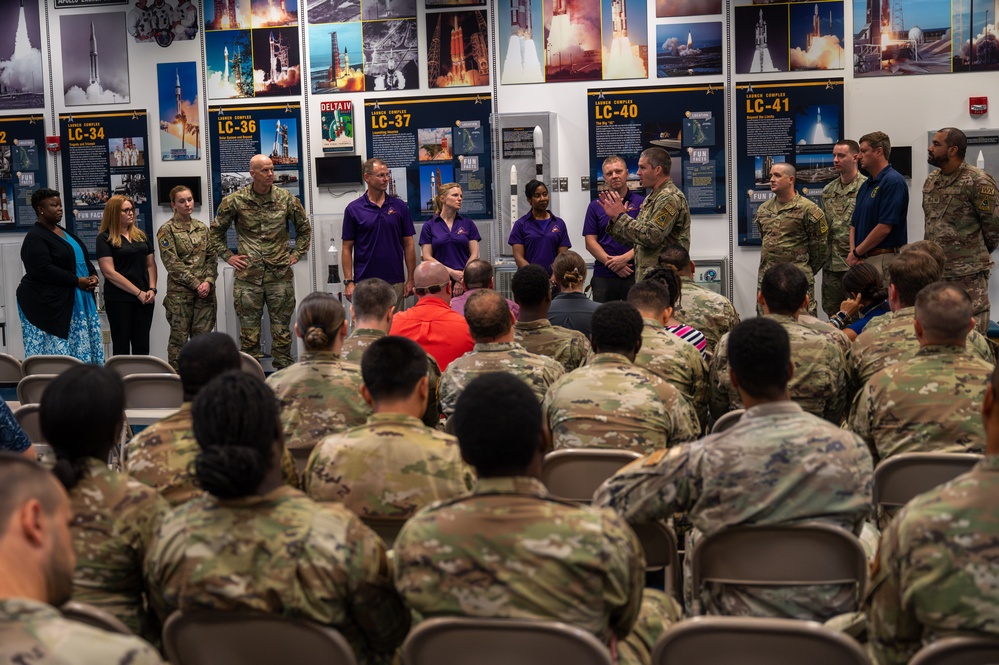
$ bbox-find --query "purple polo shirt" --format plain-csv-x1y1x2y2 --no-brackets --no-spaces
582,190,643,279
508,213,571,275
342,192,416,283
418,213,482,270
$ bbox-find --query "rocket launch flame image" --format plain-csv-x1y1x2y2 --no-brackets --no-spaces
251,26,303,96
656,21,722,77
61,12,130,106
308,22,364,93
853,0,951,75
0,0,44,110
206,30,254,99
501,0,545,83
734,4,788,73
157,62,201,161
602,0,647,79
250,0,298,28
427,10,490,88
789,2,845,71
545,0,602,81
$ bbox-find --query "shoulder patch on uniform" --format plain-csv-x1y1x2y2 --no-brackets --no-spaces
160,237,171,248
643,449,669,466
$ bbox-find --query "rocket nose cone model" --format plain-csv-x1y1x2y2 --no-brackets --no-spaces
510,165,519,221
533,126,543,177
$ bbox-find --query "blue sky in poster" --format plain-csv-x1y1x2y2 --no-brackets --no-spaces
156,62,198,124
656,21,722,49
307,22,362,71
260,118,300,160
789,1,844,49
601,0,648,48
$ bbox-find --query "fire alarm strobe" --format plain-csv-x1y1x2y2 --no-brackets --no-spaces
970,97,988,116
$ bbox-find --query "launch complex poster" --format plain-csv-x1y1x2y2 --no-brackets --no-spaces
0,115,47,231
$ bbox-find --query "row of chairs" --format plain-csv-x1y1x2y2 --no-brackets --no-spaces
0,352,266,384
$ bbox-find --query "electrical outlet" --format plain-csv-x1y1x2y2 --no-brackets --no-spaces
558,177,569,192
102,330,111,344
581,176,590,190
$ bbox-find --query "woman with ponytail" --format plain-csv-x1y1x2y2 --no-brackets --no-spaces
548,250,601,337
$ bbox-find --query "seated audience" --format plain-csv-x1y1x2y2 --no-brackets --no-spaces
828,262,890,341
644,266,708,359
658,244,740,355
448,258,519,319
547,251,600,336
511,264,590,371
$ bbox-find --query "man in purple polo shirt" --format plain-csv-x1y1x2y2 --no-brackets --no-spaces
342,158,417,308
584,155,642,303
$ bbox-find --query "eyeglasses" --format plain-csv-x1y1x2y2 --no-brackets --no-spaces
121,207,135,215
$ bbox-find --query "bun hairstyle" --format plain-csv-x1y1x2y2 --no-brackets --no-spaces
552,250,587,289
645,265,682,309
296,292,346,351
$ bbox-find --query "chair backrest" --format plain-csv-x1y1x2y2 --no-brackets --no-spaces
21,355,83,376
874,453,983,508
690,523,867,616
105,354,176,378
163,611,357,665
908,636,999,665
651,616,870,665
403,617,613,665
631,520,682,600
240,352,266,381
122,373,185,409
0,353,24,383
541,448,642,503
361,515,409,549
16,374,57,405
14,403,44,443
710,409,745,434
61,601,133,635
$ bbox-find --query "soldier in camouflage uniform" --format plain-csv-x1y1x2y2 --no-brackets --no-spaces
596,317,873,621
266,293,371,470
658,244,740,356
0,456,165,665
755,163,829,316
396,373,683,665
923,128,999,334
439,289,565,418
146,372,410,665
851,283,991,463
598,147,691,281
821,140,867,317
305,337,472,518
511,264,590,371
158,185,217,370
710,264,849,424
544,302,699,454
210,154,311,370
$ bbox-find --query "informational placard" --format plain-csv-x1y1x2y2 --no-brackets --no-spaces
0,115,47,231
586,84,726,215
364,94,492,219
321,100,355,153
735,79,844,246
59,110,152,253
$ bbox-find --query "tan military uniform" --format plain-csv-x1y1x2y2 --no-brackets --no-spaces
675,276,741,356
755,193,829,316
607,179,691,281
636,317,709,430
820,174,867,317
513,319,590,372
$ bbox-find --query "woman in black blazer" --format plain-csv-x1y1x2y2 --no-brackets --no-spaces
16,188,104,363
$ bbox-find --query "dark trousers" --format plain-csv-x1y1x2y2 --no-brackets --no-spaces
104,300,154,356
590,275,635,303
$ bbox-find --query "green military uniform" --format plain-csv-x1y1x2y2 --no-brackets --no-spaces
0,598,164,664
513,319,590,372
755,193,829,316
544,353,699,454
849,344,991,463
146,485,410,665
438,342,565,418
304,412,473,518
69,458,168,640
209,183,311,369
594,401,873,620
394,476,683,665
636,317,709,431
341,328,442,428
157,214,217,369
923,161,999,334
674,276,741,356
820,173,867,317
607,179,691,281
709,314,849,424
867,455,999,665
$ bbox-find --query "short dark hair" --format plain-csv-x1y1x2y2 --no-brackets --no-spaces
453,373,541,476
627,279,671,315
178,332,241,400
590,301,643,354
640,147,671,173
658,243,691,272
464,288,512,341
859,131,891,160
524,179,548,200
463,259,494,289
510,264,551,307
937,127,967,160
835,139,860,154
760,263,808,315
31,188,60,214
361,336,428,401
352,278,397,320
0,454,62,537
890,250,943,307
915,282,973,341
727,318,791,399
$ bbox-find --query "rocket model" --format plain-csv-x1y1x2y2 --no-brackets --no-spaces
510,165,519,222
89,21,99,86
611,0,627,38
174,68,182,118
510,0,532,37
533,126,543,178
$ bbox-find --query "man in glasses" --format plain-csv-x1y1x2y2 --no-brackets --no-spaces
389,261,473,370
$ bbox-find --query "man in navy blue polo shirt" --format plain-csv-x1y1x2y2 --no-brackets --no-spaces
342,158,416,309
848,131,908,282
584,155,643,303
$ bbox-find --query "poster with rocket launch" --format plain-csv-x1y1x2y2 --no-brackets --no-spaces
735,0,844,74
60,12,131,106
655,21,722,77
601,0,648,79
544,0,602,81
853,0,952,75
308,22,365,92
157,61,201,161
321,100,354,152
425,10,490,87
656,0,720,17
251,26,302,96
250,0,298,27
498,0,545,83
0,0,44,111
0,115,48,231
205,29,254,98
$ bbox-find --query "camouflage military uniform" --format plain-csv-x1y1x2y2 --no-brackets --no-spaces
923,162,999,334
125,403,300,503
513,319,590,372
637,317,709,431
158,215,216,371
341,328,442,428
675,276,741,356
438,342,565,418
209,183,311,370
607,179,691,282
594,401,873,621
849,344,991,463
394,476,683,665
0,598,164,664
544,353,699,454
820,174,867,317
709,314,849,424
755,194,829,316
304,412,473,518
867,455,999,665
266,351,372,469
69,458,168,640
145,485,410,665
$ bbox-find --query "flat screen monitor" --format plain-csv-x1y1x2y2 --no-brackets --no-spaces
316,155,362,186
888,146,912,178
156,176,203,206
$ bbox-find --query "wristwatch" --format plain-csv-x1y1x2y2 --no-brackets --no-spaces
343,279,355,285
852,249,862,259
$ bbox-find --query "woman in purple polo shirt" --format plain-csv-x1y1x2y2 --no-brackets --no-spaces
509,179,570,276
419,183,480,296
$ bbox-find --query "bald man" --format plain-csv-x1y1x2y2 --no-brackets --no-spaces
210,154,312,370
389,261,474,370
